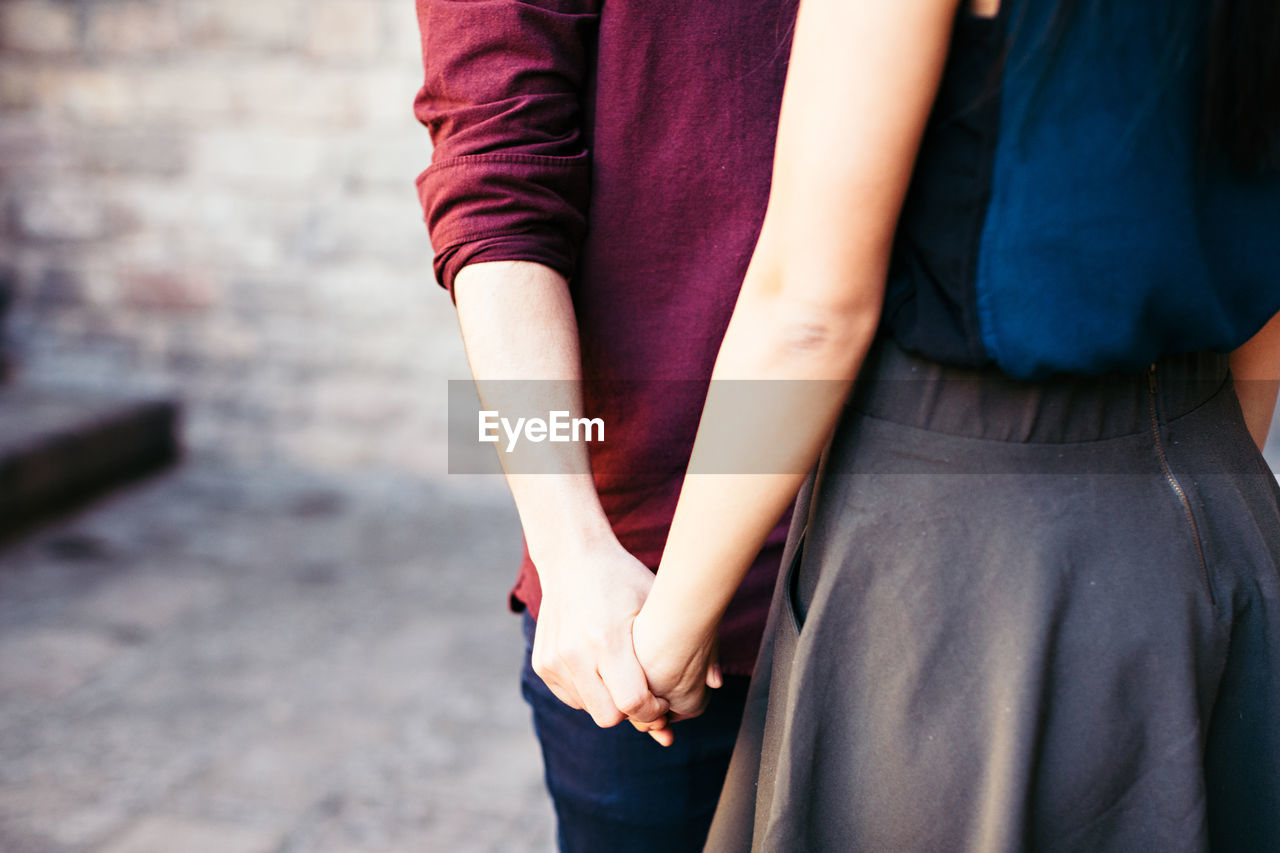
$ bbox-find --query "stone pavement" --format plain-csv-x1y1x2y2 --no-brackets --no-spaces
0,460,554,853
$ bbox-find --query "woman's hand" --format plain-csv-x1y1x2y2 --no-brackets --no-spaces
627,605,723,746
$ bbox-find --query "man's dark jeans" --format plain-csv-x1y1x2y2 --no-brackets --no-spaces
520,611,751,852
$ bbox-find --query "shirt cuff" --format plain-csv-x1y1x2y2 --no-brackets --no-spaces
416,151,590,299
436,234,578,300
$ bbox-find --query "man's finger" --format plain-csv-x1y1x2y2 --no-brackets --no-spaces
532,653,585,710
600,655,669,723
531,627,586,710
572,670,626,728
542,674,585,711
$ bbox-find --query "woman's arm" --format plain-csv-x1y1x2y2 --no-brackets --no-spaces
632,0,965,734
1230,310,1280,452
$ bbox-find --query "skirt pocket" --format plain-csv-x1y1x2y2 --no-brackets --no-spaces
782,527,808,634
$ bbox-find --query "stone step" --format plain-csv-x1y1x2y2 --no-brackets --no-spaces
0,388,180,539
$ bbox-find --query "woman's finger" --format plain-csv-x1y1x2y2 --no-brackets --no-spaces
705,638,723,689
628,712,674,746
631,716,675,747
648,728,674,747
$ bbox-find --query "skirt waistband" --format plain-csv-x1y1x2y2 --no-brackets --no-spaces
849,335,1231,444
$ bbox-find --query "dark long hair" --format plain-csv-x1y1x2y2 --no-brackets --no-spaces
1038,0,1280,173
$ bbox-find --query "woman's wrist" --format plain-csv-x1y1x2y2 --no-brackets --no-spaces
637,581,721,662
632,602,718,695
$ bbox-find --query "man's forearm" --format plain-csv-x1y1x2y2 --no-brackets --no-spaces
454,260,671,732
454,260,615,567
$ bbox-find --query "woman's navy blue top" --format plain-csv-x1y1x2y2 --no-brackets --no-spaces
885,0,1280,379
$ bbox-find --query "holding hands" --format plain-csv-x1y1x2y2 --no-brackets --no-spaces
531,537,723,745
531,539,672,732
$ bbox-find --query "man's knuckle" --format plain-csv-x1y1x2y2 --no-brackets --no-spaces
617,692,647,715
532,656,560,682
559,647,591,672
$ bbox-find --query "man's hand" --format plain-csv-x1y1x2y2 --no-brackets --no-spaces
532,539,672,730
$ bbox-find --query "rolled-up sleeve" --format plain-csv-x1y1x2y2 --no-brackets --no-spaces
413,0,599,296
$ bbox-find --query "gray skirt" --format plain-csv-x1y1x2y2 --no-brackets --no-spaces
706,337,1280,852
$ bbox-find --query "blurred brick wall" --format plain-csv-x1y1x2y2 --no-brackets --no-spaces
0,0,469,474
